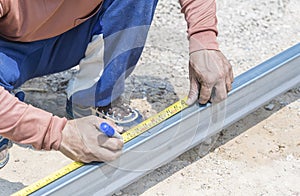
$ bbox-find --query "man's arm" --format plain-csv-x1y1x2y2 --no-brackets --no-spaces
179,0,219,52
0,86,66,150
179,0,234,104
0,87,123,162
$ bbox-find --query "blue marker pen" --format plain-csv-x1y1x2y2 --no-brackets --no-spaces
99,122,122,139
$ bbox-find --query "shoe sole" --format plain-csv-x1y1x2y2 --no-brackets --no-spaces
0,138,13,169
0,152,9,169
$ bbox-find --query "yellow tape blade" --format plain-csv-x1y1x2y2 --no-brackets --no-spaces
122,97,188,143
11,162,84,196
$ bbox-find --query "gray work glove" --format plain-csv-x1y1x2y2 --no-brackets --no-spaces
59,116,124,163
186,50,234,105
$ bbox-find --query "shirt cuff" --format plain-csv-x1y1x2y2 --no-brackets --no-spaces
189,31,219,54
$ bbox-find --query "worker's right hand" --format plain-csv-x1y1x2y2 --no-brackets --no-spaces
59,116,124,163
186,50,234,105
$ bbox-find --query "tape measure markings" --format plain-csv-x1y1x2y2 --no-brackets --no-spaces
122,98,188,142
12,162,84,196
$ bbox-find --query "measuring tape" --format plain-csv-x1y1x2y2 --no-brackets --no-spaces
13,97,189,196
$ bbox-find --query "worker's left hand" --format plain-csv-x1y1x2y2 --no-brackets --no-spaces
186,49,234,105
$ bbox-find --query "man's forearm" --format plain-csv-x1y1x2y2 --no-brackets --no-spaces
0,87,67,150
179,0,219,52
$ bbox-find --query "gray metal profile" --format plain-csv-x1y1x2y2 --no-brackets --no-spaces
31,43,300,196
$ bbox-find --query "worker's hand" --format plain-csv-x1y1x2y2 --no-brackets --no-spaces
59,116,124,163
186,50,234,105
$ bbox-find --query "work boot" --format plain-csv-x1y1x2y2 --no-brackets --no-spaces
0,137,13,169
66,97,143,130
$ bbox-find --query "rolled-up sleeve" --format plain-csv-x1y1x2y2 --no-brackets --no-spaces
179,0,219,52
0,87,67,150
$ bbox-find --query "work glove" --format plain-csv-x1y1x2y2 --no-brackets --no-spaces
186,49,234,105
59,116,124,163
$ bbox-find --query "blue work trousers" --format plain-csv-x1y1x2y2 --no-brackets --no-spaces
0,0,158,107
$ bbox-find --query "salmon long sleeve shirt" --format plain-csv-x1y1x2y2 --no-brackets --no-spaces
0,0,219,150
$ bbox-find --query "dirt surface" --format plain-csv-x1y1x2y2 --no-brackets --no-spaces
0,0,300,195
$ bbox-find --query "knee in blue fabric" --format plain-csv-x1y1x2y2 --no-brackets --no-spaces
0,53,20,91
84,0,159,107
